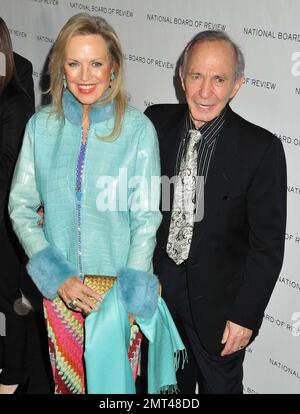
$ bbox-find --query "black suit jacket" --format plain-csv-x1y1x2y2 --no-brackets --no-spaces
13,52,35,106
145,104,287,354
0,78,34,306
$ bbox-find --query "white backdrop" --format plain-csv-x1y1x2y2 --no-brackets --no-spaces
1,0,300,394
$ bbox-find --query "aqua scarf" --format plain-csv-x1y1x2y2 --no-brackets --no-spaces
84,284,186,394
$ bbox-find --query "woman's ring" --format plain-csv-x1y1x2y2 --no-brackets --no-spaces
68,299,77,310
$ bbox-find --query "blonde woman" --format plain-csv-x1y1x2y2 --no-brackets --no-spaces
9,13,185,394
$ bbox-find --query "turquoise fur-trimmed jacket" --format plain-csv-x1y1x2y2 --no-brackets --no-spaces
9,91,162,303
9,92,186,393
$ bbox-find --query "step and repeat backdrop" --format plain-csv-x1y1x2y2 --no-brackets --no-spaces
1,0,299,394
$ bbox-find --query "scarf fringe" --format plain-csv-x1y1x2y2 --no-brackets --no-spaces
160,384,179,394
175,348,188,371
159,349,188,394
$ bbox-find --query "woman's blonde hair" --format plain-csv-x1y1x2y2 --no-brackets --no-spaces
48,13,127,140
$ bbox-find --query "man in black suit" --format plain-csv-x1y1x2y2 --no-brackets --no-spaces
145,31,286,394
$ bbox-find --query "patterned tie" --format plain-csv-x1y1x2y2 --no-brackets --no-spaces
167,129,202,265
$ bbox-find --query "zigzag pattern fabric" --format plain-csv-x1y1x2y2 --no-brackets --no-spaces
43,296,142,394
44,297,85,394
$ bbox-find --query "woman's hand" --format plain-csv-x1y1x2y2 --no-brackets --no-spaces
58,276,102,315
128,314,135,326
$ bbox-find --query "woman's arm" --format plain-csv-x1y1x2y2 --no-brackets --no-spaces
9,116,49,257
8,116,78,298
126,117,162,272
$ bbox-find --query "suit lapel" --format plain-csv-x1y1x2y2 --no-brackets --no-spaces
160,105,188,234
159,106,187,178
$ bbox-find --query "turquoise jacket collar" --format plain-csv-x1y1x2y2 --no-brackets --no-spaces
62,89,114,125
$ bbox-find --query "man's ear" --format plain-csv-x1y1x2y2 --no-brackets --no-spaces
179,66,186,91
230,75,244,99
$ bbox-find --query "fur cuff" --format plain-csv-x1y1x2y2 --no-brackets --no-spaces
116,267,159,319
27,245,78,299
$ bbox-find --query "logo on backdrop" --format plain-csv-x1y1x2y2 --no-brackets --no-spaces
243,76,276,91
243,384,258,394
287,184,300,196
123,53,174,70
278,275,300,293
144,100,155,108
285,233,300,246
32,71,44,79
269,358,300,380
37,34,55,44
69,2,134,17
264,312,300,336
146,13,226,30
146,13,226,32
275,132,300,149
244,27,300,42
33,0,59,5
9,28,26,38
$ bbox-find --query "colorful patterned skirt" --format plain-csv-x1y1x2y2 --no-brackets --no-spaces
43,297,142,394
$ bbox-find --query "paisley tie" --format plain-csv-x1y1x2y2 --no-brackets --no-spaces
167,129,202,265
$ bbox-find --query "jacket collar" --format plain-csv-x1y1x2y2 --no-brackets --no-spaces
62,89,114,125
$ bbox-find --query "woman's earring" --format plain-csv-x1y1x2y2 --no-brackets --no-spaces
109,72,115,88
63,75,67,89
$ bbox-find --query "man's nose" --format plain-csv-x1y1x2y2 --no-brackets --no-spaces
199,79,212,98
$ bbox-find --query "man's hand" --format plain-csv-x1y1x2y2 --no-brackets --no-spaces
221,320,252,356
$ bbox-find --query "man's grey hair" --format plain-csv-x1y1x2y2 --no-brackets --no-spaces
181,30,245,81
